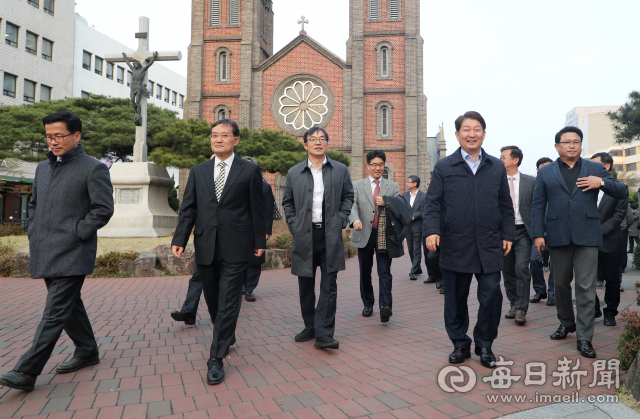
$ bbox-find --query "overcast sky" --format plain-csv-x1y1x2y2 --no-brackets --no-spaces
75,0,640,174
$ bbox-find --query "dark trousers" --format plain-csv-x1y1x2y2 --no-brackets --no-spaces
358,228,393,308
14,276,99,376
595,250,623,317
442,269,502,349
406,231,423,275
426,249,442,281
423,238,433,277
530,244,554,299
180,262,202,316
243,265,262,294
629,235,640,251
503,227,532,313
620,230,629,275
298,227,338,338
198,250,248,359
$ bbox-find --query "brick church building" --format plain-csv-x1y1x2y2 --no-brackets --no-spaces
182,0,432,198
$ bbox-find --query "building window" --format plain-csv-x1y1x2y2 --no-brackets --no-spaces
382,168,389,180
388,0,401,20
381,47,389,77
94,56,103,75
5,23,19,48
127,70,132,87
44,0,54,15
3,73,17,98
220,52,228,81
117,66,124,84
164,87,170,103
26,31,38,55
610,149,623,157
381,106,390,137
171,91,177,106
42,38,53,61
625,148,636,157
215,48,232,84
369,0,381,20
376,42,393,80
40,84,51,101
214,104,231,121
28,0,39,8
614,164,624,172
179,94,184,109
210,0,221,26
156,84,162,99
228,0,240,26
626,163,637,172
83,51,91,70
218,109,226,120
106,62,113,80
24,80,36,103
148,80,154,93
376,101,394,140
81,91,90,98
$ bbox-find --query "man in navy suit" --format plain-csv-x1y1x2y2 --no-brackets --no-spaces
532,126,627,358
403,175,427,281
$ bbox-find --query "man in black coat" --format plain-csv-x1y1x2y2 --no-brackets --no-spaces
423,111,515,369
171,119,266,385
0,111,114,391
242,156,276,302
591,152,628,326
403,175,427,281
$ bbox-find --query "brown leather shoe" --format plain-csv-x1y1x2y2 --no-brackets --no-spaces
0,371,37,391
515,310,527,325
505,305,516,319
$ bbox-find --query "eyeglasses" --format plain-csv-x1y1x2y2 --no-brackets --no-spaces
558,141,582,146
306,138,327,144
44,133,76,142
369,163,385,168
211,134,233,140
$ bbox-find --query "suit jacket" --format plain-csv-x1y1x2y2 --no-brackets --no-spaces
402,189,427,234
349,177,401,248
598,191,628,253
422,148,515,274
172,155,266,265
515,173,535,238
532,158,628,248
249,182,276,266
27,144,114,278
384,196,413,258
282,157,354,277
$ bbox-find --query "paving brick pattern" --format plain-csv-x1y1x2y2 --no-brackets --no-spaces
0,251,634,418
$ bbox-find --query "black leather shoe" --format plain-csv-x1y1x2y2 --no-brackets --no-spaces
546,298,556,306
245,292,256,302
604,313,617,326
595,306,602,319
550,324,576,340
529,292,547,303
362,306,373,317
171,310,196,325
577,340,596,358
439,285,445,295
0,371,37,391
314,336,339,349
409,274,417,281
295,328,315,342
475,347,496,368
380,306,393,323
56,356,100,373
424,276,436,284
448,347,471,364
435,279,442,289
206,358,225,384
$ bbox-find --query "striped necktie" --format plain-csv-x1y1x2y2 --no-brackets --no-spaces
215,161,226,201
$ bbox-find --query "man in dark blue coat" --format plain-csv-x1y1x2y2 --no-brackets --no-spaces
423,111,515,368
532,127,627,358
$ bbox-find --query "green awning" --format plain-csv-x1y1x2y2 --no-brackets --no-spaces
0,176,34,184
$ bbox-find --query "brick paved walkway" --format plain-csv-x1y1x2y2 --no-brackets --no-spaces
0,250,636,419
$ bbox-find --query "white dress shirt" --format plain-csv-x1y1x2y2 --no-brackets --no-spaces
213,153,235,187
508,172,524,225
308,157,327,223
461,149,482,175
369,176,381,196
409,190,418,207
597,190,604,207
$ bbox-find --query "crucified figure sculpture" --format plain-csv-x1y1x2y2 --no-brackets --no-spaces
122,51,158,126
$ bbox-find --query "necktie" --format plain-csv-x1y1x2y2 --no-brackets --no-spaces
509,176,517,222
215,161,226,201
373,179,380,228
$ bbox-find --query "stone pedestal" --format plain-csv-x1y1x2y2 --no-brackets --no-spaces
98,162,178,237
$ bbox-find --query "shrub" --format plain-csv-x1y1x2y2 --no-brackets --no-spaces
633,246,640,269
618,309,640,371
0,243,15,277
0,223,26,237
274,233,293,250
95,251,139,275
343,235,357,258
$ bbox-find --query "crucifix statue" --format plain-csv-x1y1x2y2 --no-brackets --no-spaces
298,16,309,34
104,16,182,162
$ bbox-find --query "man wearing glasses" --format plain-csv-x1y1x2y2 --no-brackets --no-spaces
282,127,353,349
0,111,114,391
350,151,401,322
532,126,627,358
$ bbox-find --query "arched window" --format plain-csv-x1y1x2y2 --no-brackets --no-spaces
382,168,389,180
381,47,389,77
381,106,389,137
376,42,393,80
214,104,231,121
219,52,228,81
218,109,226,121
376,101,394,140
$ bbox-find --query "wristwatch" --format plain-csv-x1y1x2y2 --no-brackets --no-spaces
600,179,605,188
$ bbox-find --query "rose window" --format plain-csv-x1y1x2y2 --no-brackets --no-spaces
278,81,328,130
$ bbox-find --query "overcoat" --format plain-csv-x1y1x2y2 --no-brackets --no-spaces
27,145,114,278
282,157,354,277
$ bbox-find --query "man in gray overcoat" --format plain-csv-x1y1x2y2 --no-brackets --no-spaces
0,111,114,391
282,127,354,350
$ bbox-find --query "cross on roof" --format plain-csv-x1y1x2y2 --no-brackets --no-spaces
298,16,309,34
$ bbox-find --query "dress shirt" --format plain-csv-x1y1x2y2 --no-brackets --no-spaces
213,153,235,187
409,190,418,207
597,190,604,207
461,149,482,175
369,176,381,196
508,172,524,225
559,158,581,192
308,157,327,223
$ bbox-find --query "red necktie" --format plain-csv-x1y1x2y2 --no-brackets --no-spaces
373,179,380,228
